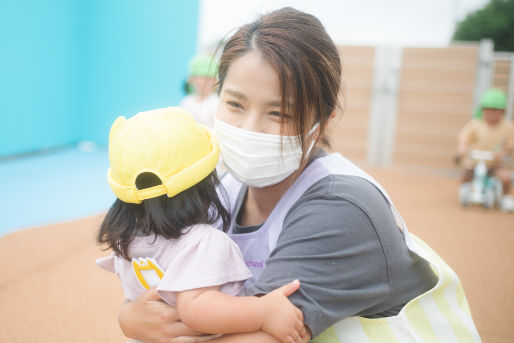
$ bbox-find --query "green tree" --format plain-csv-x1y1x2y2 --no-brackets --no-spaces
453,0,514,51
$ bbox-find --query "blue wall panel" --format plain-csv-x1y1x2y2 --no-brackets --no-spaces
78,0,199,146
0,0,199,157
0,1,80,157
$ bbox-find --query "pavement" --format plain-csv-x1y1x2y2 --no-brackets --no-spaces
0,155,513,342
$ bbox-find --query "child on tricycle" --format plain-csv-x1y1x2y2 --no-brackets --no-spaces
456,88,514,212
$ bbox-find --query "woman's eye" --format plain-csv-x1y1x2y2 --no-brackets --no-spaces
227,101,243,109
269,111,292,119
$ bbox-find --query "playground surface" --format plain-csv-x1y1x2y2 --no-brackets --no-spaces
0,158,513,342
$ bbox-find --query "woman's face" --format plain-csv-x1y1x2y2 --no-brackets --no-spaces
216,51,295,136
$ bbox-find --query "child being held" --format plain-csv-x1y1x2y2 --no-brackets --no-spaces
96,107,305,342
456,88,514,212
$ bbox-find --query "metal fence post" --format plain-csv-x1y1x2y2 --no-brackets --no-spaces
507,54,514,120
473,39,494,116
367,46,402,166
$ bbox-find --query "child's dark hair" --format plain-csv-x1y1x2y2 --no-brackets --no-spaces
97,170,231,260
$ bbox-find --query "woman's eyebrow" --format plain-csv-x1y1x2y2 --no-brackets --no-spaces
224,89,247,100
224,88,282,107
265,100,281,107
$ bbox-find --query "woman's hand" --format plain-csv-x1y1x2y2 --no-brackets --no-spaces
260,280,307,343
119,287,203,343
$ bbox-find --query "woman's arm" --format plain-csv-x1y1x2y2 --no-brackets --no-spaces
118,283,309,343
118,288,203,343
176,280,306,343
208,329,311,343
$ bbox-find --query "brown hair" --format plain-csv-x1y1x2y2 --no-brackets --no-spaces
217,7,342,157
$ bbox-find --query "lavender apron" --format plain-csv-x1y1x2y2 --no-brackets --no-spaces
219,153,481,342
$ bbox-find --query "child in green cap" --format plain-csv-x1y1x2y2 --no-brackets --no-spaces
179,54,219,128
457,88,514,212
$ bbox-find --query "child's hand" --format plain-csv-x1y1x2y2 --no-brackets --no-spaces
456,144,469,161
260,279,307,343
494,151,505,163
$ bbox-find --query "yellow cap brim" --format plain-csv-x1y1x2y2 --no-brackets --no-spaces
108,125,219,204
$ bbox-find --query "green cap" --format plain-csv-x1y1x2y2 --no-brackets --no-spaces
481,88,507,109
474,88,507,119
189,54,218,78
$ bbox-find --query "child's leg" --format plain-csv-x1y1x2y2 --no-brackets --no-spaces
491,167,512,194
460,169,473,184
491,166,514,212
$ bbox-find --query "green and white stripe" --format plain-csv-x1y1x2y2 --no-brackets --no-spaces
312,234,481,343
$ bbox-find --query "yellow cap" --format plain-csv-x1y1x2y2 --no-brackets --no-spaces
107,107,219,204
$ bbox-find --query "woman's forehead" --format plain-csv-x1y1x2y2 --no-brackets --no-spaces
222,52,281,102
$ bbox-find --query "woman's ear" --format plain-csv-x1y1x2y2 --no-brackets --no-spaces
327,110,341,126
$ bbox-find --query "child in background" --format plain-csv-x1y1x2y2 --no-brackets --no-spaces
457,88,514,212
179,54,219,128
96,107,305,342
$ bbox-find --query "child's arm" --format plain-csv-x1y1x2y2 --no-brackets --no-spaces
208,329,311,343
176,280,305,343
457,121,476,158
498,126,514,159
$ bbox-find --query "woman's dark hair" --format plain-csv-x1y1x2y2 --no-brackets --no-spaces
97,171,231,260
217,7,343,159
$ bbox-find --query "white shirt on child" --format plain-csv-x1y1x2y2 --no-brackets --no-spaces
96,224,252,306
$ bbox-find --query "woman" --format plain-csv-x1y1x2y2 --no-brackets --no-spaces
119,7,481,343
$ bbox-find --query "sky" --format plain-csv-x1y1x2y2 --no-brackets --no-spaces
198,0,490,52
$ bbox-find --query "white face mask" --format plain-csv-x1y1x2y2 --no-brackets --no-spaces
214,118,319,188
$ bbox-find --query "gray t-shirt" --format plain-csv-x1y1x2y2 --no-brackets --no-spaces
231,172,437,338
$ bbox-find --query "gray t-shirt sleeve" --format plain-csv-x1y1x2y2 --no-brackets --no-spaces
245,175,436,338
